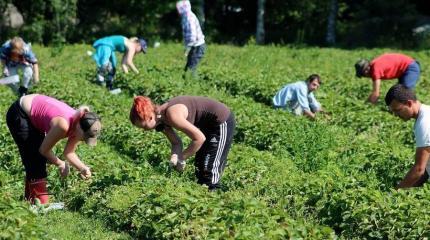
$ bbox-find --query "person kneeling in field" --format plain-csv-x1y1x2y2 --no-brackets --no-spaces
355,53,420,104
92,35,147,93
130,95,235,191
0,36,40,97
272,74,323,119
385,84,430,189
6,94,101,204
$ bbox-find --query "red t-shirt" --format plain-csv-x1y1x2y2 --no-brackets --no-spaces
370,53,414,81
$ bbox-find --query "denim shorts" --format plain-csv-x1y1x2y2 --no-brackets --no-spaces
399,61,420,88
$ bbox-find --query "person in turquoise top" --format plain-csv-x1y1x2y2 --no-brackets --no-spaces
273,74,323,119
92,35,147,92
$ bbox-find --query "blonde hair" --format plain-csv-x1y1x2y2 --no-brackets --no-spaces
129,37,139,43
10,37,25,55
73,105,90,120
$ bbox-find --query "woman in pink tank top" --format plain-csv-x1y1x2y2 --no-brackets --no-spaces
6,94,102,205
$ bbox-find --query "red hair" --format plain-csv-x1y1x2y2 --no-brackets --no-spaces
130,96,155,124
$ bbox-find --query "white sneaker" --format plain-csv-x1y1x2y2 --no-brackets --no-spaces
44,202,65,211
30,202,65,213
109,88,122,95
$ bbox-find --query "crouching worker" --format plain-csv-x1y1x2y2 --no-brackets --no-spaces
385,84,430,189
0,36,39,96
130,96,235,191
6,94,101,204
355,53,420,104
273,74,323,119
92,35,147,93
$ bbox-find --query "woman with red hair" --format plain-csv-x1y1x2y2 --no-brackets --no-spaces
130,95,235,191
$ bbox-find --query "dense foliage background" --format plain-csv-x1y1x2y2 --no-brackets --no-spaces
1,43,430,239
1,0,430,48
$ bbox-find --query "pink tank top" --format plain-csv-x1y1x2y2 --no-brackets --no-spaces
30,95,76,134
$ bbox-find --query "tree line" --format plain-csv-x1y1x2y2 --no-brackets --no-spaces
1,0,429,48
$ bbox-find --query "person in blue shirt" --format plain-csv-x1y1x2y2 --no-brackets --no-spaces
0,37,39,97
92,35,147,93
273,74,323,119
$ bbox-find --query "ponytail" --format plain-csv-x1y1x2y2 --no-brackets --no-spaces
129,37,139,43
130,96,155,124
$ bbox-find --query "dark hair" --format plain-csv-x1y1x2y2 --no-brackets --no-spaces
385,84,417,106
80,112,101,136
306,74,321,84
355,59,370,78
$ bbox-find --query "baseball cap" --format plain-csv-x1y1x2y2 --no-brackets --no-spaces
79,112,101,147
355,59,370,78
139,38,147,54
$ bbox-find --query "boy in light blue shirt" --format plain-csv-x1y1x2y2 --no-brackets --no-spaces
273,74,322,119
1,37,39,96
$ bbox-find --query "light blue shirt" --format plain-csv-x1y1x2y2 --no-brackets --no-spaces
273,81,321,112
0,40,38,67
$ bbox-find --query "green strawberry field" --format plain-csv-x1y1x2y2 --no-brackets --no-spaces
1,43,430,239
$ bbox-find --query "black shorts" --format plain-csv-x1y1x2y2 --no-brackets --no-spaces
194,113,235,189
6,100,47,180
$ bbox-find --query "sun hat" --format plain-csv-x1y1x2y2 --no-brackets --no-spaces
79,112,101,146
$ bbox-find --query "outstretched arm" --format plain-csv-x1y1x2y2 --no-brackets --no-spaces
162,126,183,163
33,63,39,83
122,41,139,74
396,147,430,189
297,89,315,119
367,79,381,104
39,117,68,166
63,136,91,179
166,105,206,160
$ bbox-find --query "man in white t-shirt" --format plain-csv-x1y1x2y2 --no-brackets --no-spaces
385,84,430,189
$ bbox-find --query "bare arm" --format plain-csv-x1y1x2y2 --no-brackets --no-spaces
39,117,68,166
162,126,183,161
367,79,381,104
121,41,139,74
121,53,129,74
63,137,86,170
166,105,206,160
32,63,39,83
303,110,316,120
396,147,430,189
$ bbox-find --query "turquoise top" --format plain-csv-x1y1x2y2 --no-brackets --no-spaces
93,35,126,53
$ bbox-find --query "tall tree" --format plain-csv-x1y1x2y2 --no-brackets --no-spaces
256,0,265,44
195,0,205,30
325,0,338,45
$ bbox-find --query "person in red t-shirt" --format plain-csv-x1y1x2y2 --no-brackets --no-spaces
355,53,420,104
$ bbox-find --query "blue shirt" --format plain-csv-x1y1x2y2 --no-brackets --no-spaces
0,40,38,67
92,35,126,53
273,81,321,112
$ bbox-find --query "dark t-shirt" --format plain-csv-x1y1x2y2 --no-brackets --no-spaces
156,96,230,131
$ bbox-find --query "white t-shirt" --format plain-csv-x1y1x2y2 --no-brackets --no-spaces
414,104,430,148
